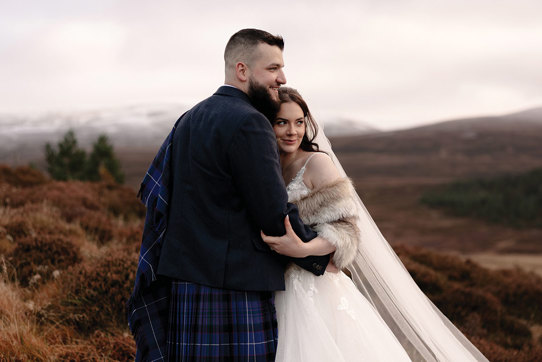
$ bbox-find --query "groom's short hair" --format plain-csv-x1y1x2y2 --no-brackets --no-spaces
224,29,284,69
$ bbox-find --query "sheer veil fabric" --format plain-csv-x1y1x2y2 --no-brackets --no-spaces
311,123,488,362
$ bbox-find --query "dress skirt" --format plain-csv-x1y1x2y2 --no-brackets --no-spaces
167,281,278,361
275,265,412,361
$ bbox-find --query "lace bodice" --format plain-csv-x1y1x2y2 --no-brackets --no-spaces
285,154,317,201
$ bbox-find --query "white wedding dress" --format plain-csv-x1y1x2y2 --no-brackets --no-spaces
275,161,411,362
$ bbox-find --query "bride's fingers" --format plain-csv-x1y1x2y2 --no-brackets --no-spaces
283,215,293,234
260,230,275,244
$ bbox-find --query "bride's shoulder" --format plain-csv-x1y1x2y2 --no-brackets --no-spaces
303,152,340,190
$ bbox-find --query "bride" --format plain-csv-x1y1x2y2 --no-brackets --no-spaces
261,87,488,361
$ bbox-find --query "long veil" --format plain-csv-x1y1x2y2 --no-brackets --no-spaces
312,123,488,361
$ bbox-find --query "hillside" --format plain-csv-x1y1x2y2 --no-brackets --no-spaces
421,168,542,228
1,165,542,360
329,110,542,258
333,113,542,183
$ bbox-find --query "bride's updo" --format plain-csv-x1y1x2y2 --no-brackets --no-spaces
278,87,320,152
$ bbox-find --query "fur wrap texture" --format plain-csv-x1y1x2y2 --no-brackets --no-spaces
291,177,360,269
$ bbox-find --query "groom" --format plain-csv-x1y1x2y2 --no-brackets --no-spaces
155,29,330,360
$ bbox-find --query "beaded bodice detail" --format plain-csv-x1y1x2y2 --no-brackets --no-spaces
285,154,317,202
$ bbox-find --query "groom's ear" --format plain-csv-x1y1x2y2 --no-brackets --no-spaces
235,62,249,82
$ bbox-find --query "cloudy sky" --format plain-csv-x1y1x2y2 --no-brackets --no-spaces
1,0,541,130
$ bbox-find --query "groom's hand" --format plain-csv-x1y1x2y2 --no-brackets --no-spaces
261,215,308,258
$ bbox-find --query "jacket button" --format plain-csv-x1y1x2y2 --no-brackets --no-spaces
313,263,322,271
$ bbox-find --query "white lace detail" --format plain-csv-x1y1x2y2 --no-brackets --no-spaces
337,296,358,320
285,153,317,201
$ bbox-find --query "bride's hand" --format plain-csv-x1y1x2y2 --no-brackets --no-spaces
261,215,308,258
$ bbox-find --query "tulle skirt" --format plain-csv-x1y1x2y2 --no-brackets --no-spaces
275,264,411,361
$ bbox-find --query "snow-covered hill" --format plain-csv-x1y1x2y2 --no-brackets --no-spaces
0,104,379,164
0,104,188,163
322,117,379,137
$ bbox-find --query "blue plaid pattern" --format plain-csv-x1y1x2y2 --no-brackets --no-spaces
127,114,185,362
167,281,278,361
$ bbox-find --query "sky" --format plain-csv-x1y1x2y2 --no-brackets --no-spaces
1,0,541,130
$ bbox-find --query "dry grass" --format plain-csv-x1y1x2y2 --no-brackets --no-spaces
0,261,52,360
0,166,137,360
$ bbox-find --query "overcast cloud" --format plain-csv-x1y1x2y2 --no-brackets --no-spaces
1,0,541,130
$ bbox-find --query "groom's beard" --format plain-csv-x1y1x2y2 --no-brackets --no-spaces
247,79,280,122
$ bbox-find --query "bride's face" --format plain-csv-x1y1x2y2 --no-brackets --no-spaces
273,101,306,154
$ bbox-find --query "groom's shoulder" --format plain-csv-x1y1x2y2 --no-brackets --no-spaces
196,87,266,122
212,89,253,110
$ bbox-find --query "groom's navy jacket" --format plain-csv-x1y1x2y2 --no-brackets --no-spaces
157,86,329,290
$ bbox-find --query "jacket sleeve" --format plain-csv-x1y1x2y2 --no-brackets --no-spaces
228,114,329,275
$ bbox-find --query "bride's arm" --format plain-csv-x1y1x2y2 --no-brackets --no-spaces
261,215,335,258
261,153,341,258
297,153,361,270
302,152,341,190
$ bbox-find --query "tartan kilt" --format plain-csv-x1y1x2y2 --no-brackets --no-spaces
167,281,278,361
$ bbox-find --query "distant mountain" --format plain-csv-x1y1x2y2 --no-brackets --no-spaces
333,106,542,183
504,106,542,123
398,106,542,134
0,104,188,164
322,117,379,137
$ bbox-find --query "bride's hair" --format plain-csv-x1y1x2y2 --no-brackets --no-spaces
278,87,320,152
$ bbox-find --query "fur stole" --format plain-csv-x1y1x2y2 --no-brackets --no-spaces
292,177,360,269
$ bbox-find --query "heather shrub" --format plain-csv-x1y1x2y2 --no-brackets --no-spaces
473,337,542,362
2,204,80,241
395,244,542,352
4,214,33,240
78,210,114,244
91,330,135,360
55,345,97,361
16,203,83,240
54,248,137,333
8,235,81,286
0,165,48,187
0,184,29,208
97,182,145,219
432,285,532,348
54,331,135,361
0,181,102,220
39,182,103,222
433,283,502,329
0,227,15,256
407,245,542,324
401,245,492,285
400,257,447,295
492,268,542,324
114,221,144,250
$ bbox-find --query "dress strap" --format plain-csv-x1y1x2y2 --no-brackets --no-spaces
286,153,319,188
301,153,318,170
